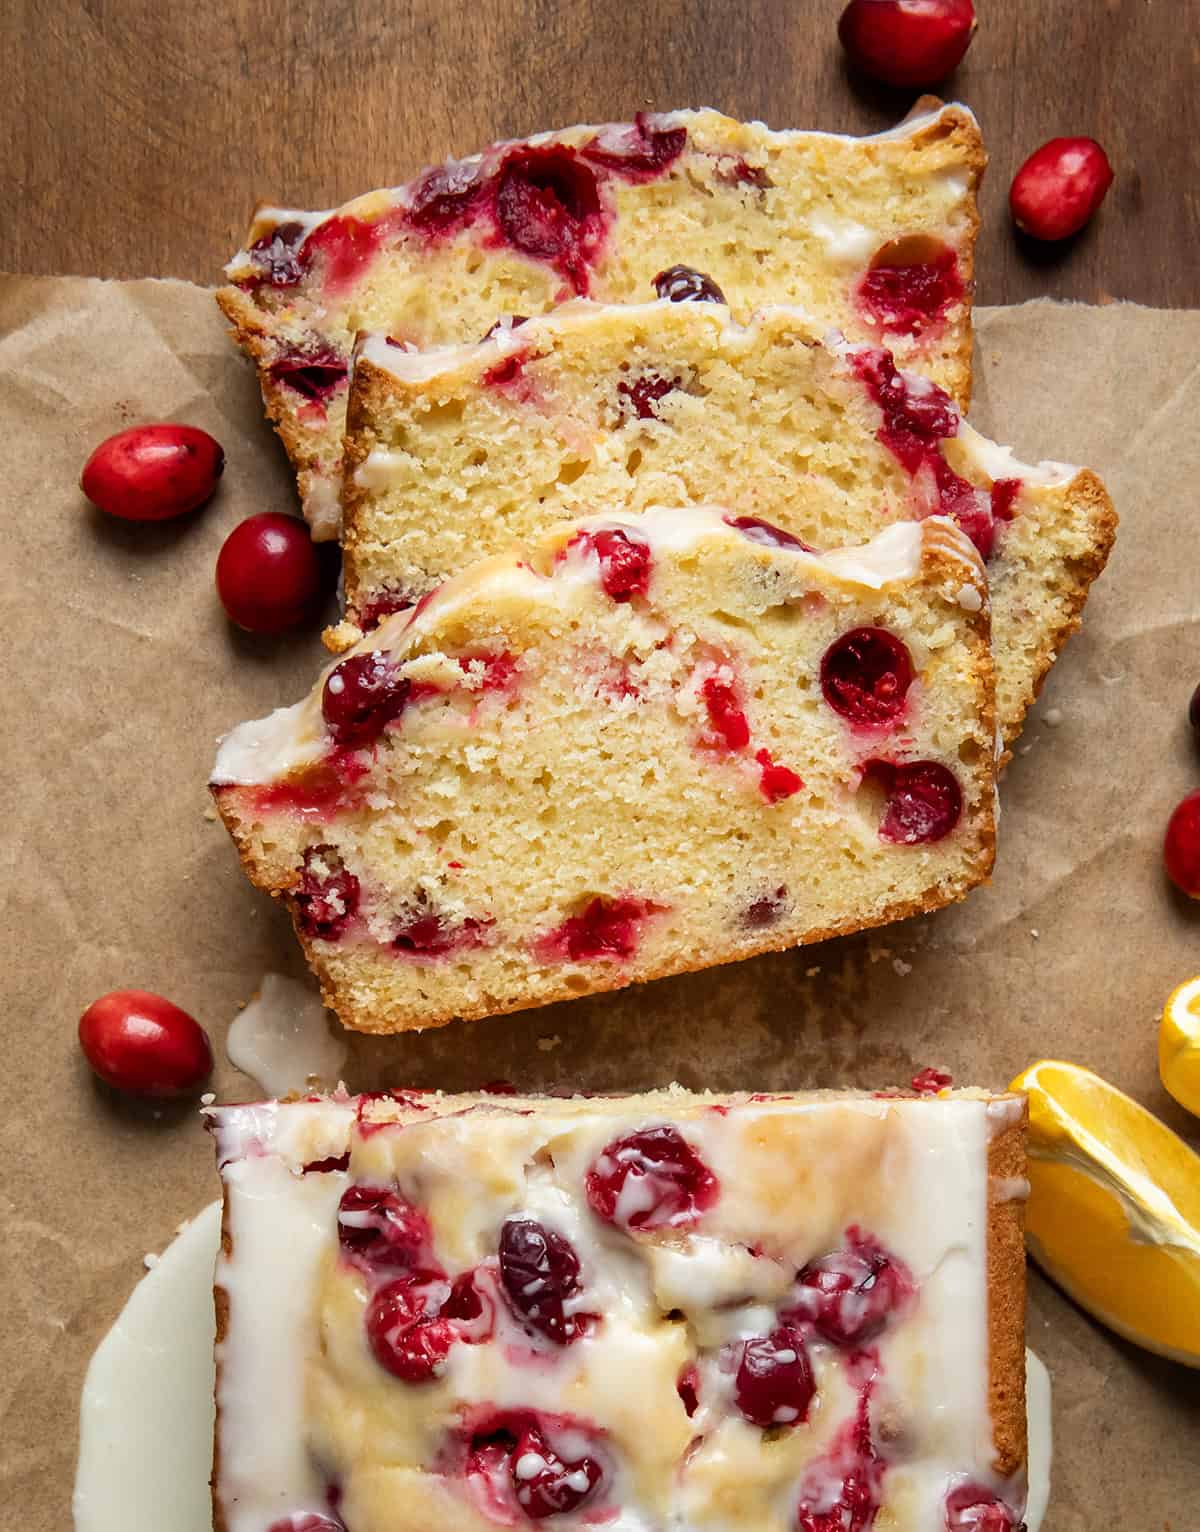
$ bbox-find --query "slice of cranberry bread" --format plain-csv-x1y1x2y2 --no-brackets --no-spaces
210,507,996,1035
209,1086,1029,1532
339,299,1115,750
217,101,983,538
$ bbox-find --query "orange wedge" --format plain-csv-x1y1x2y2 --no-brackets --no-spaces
1010,1059,1200,1368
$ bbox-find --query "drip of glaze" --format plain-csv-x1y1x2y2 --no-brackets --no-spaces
1024,1348,1053,1532
73,1201,221,1532
226,973,347,1095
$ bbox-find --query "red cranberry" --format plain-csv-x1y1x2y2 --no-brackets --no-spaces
483,315,530,340
511,1425,603,1518
757,749,804,804
493,147,602,292
294,846,360,940
78,989,212,1097
715,156,774,190
991,478,1023,523
743,886,789,928
302,214,385,295
796,1472,878,1532
366,1278,456,1381
945,1484,1019,1531
336,1185,436,1273
932,455,996,559
303,1154,351,1174
538,895,661,963
81,424,225,522
408,158,488,233
865,759,963,844
568,528,652,601
702,676,751,750
850,347,959,470
911,1066,953,1094
442,1269,497,1343
677,1363,700,1416
734,1325,815,1428
617,373,678,421
725,514,813,552
792,1232,913,1346
1164,789,1200,898
856,240,965,341
247,221,307,287
267,346,350,402
581,113,688,178
393,911,492,956
585,1125,719,1231
838,0,976,88
500,1218,592,1345
216,512,322,633
1010,138,1114,242
351,586,416,631
322,651,412,747
654,265,726,304
821,629,914,727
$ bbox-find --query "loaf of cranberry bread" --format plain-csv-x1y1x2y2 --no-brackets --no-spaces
210,507,995,1035
209,1085,1029,1532
217,101,983,538
339,299,1115,749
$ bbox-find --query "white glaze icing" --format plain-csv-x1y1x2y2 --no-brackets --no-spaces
954,424,1077,488
1024,1349,1052,1532
805,211,880,265
226,972,348,1096
211,698,324,787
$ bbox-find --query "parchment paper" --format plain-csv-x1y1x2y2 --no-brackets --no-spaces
1,277,1198,1531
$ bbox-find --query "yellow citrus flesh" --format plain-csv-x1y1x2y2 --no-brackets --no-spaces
1010,1059,1200,1368
1160,975,1200,1117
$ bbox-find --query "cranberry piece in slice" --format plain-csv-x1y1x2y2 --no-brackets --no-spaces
702,676,751,751
856,239,965,340
493,146,602,290
677,1363,700,1416
568,527,652,601
865,759,963,845
585,1125,719,1231
944,1484,1020,1531
81,424,225,522
1164,789,1200,897
217,512,322,633
302,214,384,295
267,346,350,403
537,895,662,964
366,1278,456,1382
441,1268,497,1343
932,455,996,559
322,651,412,747
511,1425,603,1519
617,373,678,421
247,220,308,287
911,1066,953,1094
850,347,959,471
796,1471,878,1532
654,265,726,304
499,1218,593,1345
78,989,212,1097
725,514,813,551
336,1185,436,1273
990,478,1023,524
793,1231,914,1347
838,0,976,89
408,158,488,233
393,911,492,957
821,628,914,727
294,846,360,940
756,749,803,804
715,156,774,190
581,112,688,178
734,1325,815,1428
482,314,530,341
743,885,789,929
1010,137,1114,242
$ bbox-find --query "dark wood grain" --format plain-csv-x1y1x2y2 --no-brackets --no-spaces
5,0,1198,304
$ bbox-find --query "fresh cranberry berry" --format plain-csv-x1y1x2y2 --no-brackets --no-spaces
617,373,678,421
78,989,212,1097
944,1484,1019,1531
511,1425,603,1518
677,1363,700,1416
336,1185,435,1272
725,514,812,551
493,147,602,291
216,512,322,633
734,1325,815,1428
267,346,350,402
408,158,488,233
856,240,965,340
500,1218,592,1344
821,628,914,727
654,265,726,304
81,424,224,522
581,113,688,178
793,1232,913,1346
911,1065,953,1094
569,528,652,601
757,749,804,803
865,759,963,844
247,221,307,287
366,1278,456,1381
1010,138,1114,242
294,846,360,940
838,0,976,88
743,885,789,928
322,651,412,747
586,1125,719,1231
1164,789,1200,898
538,895,661,963
702,676,752,750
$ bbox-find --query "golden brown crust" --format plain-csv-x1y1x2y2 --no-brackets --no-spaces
986,1099,1029,1480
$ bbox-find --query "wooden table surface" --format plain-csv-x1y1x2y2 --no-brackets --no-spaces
5,0,1198,307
